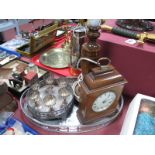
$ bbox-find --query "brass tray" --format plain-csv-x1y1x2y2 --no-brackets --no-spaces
39,48,70,69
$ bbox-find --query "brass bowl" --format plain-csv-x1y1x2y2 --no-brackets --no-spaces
39,48,70,69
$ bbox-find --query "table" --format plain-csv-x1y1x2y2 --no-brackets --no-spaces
98,19,155,97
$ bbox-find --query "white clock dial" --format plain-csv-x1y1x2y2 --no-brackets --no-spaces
92,91,116,112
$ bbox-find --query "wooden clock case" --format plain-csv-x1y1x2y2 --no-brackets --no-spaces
77,64,127,124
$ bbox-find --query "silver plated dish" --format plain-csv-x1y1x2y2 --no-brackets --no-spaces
20,88,124,133
39,48,70,69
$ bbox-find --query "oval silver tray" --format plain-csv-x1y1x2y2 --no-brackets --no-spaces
20,89,124,133
39,48,70,69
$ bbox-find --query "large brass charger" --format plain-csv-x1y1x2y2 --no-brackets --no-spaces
39,48,70,69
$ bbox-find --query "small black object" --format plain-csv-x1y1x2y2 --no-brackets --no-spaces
9,79,23,89
9,72,23,89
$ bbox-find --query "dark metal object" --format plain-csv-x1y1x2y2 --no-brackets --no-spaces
116,19,154,32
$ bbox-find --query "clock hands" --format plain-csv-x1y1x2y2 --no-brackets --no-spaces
102,101,106,104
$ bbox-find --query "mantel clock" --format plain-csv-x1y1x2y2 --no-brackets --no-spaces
77,58,127,124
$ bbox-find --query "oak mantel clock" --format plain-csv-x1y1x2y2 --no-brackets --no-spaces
77,58,127,124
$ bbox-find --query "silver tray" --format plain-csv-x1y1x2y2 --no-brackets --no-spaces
20,89,124,133
39,48,70,69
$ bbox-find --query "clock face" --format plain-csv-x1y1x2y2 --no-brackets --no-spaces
92,91,116,112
